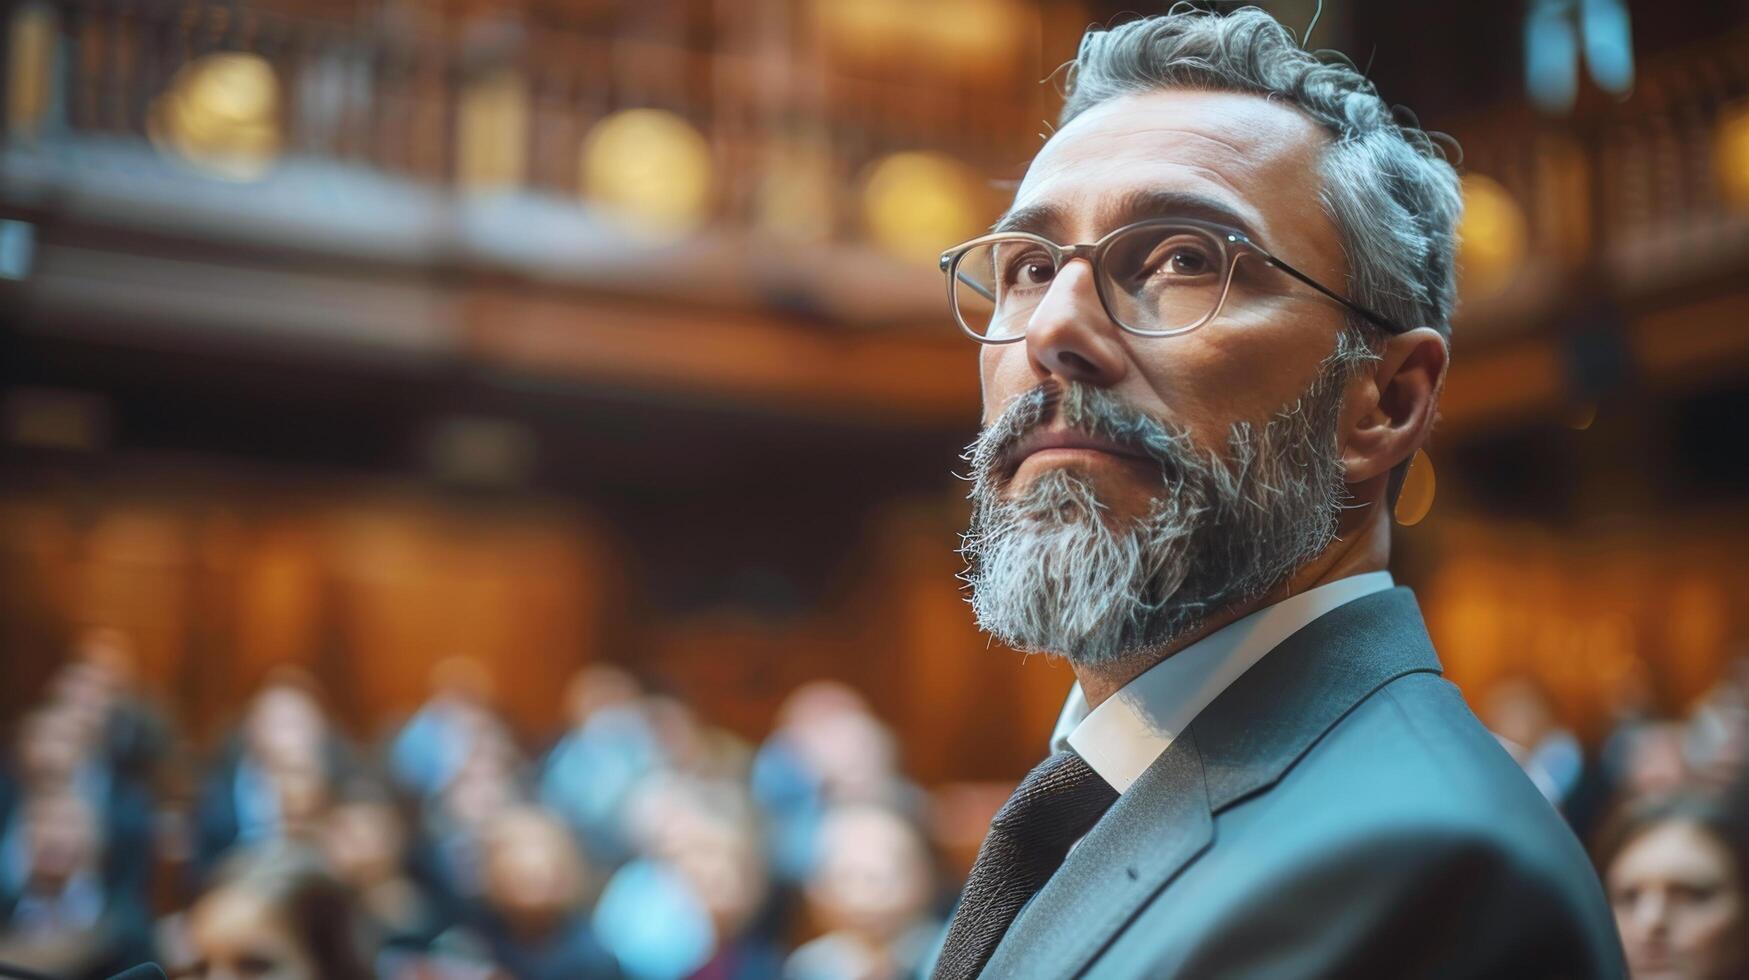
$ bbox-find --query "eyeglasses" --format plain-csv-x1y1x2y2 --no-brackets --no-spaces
938,217,1407,343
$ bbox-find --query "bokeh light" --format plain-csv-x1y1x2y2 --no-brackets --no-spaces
580,109,715,241
1457,173,1530,301
860,151,986,266
147,52,282,181
1716,102,1749,210
458,69,531,192
5,3,56,138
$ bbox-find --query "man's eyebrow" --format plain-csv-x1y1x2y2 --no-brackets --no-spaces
989,189,1266,243
990,202,1063,237
1113,188,1266,243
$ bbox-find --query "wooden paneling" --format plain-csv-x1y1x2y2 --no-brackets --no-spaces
0,483,615,746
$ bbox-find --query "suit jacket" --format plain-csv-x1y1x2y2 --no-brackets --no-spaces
977,587,1625,979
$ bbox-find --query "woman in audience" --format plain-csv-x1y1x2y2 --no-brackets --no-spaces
193,670,355,874
178,844,373,980
0,791,155,980
786,804,941,980
1597,792,1749,980
471,805,619,979
318,780,441,952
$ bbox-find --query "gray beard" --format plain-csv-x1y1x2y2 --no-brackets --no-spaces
960,334,1375,669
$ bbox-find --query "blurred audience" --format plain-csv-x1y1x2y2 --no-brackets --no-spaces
391,657,500,801
1482,675,1586,808
57,628,174,785
412,714,528,922
474,806,617,979
1596,792,1749,980
317,781,441,952
785,804,940,980
0,791,154,979
751,682,920,886
594,774,778,980
173,844,374,980
541,666,663,866
194,669,356,873
14,623,1749,979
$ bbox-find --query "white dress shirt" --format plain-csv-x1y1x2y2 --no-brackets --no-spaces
1049,571,1396,793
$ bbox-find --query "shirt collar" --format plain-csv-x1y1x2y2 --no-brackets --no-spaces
1049,571,1396,792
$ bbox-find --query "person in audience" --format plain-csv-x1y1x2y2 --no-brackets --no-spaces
541,664,661,866
176,843,373,980
1,705,154,906
194,668,354,874
1482,674,1587,811
56,628,173,785
470,805,618,979
411,716,527,921
0,791,155,980
318,779,441,952
1597,792,1749,980
751,682,912,885
391,657,499,799
785,804,941,980
1686,661,1749,791
1620,722,1697,803
666,788,778,979
645,695,748,780
595,775,777,980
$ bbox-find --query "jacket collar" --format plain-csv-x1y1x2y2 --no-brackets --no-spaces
979,586,1443,978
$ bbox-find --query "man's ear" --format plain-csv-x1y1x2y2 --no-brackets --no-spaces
1341,327,1449,484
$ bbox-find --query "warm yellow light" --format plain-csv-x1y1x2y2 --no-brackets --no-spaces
814,0,905,62
580,109,714,240
1456,174,1529,302
1715,103,1749,210
457,69,530,192
6,3,56,138
813,0,1023,72
912,0,1023,67
861,151,985,266
148,52,281,181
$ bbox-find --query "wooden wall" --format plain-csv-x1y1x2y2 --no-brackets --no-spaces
0,471,1076,782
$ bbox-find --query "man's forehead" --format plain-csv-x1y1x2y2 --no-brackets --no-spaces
1008,88,1328,240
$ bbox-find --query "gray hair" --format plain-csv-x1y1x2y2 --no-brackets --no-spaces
1059,5,1463,338
961,330,1376,666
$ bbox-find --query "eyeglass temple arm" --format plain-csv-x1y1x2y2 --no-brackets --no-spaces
954,267,997,303
1256,251,1408,335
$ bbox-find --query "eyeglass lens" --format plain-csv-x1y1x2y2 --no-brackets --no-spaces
951,223,1230,339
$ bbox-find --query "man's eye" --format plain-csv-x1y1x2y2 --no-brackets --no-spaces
1167,248,1211,275
1005,254,1057,288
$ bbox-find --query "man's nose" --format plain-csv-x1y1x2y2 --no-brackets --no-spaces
1023,259,1127,387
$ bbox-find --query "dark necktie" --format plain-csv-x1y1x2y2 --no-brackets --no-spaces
932,752,1119,980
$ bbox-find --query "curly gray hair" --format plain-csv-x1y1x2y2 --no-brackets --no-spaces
1060,5,1463,338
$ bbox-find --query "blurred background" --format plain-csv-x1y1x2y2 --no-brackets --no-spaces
1,0,1747,977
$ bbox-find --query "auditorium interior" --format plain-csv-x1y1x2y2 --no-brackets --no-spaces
1,0,1747,976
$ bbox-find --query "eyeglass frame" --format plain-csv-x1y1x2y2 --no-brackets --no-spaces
938,216,1409,343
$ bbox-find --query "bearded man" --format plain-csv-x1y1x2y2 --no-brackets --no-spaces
929,8,1625,979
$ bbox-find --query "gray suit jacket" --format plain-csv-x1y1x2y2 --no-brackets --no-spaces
974,587,1625,979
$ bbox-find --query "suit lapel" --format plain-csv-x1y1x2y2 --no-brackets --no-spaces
979,587,1442,978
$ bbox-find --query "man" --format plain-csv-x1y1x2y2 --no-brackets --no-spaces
930,8,1625,978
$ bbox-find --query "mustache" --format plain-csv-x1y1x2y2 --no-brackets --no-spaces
966,380,1202,488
